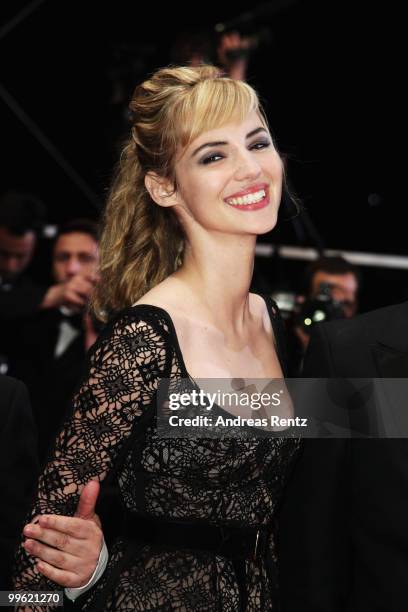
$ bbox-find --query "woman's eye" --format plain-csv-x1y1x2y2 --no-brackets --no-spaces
250,140,271,150
200,141,271,164
200,153,224,165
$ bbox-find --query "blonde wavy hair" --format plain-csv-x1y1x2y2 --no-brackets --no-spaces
93,65,267,320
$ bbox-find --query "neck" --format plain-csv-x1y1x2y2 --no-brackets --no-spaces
174,232,257,336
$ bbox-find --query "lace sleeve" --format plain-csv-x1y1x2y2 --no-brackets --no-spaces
12,309,171,600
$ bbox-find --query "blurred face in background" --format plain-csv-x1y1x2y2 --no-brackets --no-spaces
0,226,36,281
311,271,359,318
53,232,98,283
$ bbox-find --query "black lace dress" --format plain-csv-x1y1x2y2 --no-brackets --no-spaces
13,297,299,611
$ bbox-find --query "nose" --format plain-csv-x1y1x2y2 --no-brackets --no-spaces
65,256,82,277
233,149,262,183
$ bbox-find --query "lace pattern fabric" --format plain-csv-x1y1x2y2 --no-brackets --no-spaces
13,301,299,611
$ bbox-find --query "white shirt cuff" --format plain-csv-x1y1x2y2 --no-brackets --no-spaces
64,538,108,601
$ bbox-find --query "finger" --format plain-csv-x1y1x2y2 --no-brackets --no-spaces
71,278,93,293
66,280,92,299
75,480,100,520
72,285,93,301
74,282,94,296
23,523,79,554
37,514,93,539
23,538,75,571
65,291,87,306
35,559,83,588
82,273,99,284
72,290,90,303
73,275,95,289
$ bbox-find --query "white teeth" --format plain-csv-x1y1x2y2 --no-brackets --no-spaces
226,189,266,206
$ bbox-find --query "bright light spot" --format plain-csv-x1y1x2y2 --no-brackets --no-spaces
304,318,312,326
313,310,326,322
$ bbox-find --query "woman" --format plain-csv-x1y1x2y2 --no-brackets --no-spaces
14,65,299,611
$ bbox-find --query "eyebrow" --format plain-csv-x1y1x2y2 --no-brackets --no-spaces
191,127,269,158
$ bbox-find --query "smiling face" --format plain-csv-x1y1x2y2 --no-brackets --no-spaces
164,110,283,238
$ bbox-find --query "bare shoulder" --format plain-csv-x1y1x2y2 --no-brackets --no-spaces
132,276,186,311
249,292,273,334
132,277,199,334
134,287,272,331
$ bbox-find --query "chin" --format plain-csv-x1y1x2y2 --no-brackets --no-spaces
254,210,279,235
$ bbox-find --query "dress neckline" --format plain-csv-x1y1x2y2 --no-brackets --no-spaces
128,293,286,381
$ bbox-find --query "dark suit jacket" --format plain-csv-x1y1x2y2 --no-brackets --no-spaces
10,308,87,463
279,301,408,612
0,276,46,372
0,375,39,589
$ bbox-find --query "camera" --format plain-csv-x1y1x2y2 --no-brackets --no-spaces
294,281,347,335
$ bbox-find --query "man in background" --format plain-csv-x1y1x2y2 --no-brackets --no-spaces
0,192,99,372
12,219,100,462
288,256,360,374
279,299,408,612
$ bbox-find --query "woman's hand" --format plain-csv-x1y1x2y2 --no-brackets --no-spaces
22,480,103,588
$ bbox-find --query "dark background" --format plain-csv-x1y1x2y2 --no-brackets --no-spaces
0,0,404,310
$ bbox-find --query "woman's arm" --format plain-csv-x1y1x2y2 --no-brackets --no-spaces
13,311,171,609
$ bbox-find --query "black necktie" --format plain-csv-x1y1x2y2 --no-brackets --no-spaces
58,311,83,332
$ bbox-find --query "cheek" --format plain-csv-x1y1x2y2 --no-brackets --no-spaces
272,162,284,206
84,261,97,274
179,174,221,216
270,156,284,184
53,262,64,280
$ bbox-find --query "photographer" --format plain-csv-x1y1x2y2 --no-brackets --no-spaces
288,256,360,375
